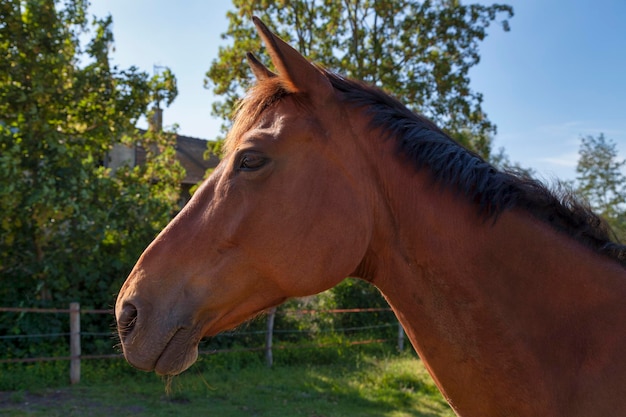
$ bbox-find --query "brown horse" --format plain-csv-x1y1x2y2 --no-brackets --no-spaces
116,17,626,417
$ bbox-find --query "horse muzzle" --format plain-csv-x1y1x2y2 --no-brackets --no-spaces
116,295,201,376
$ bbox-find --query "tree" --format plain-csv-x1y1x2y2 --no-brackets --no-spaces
0,0,183,321
490,146,536,177
576,133,626,240
205,0,513,158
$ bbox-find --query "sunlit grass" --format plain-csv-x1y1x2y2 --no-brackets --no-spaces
0,347,454,416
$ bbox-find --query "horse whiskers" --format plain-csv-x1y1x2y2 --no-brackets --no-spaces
164,374,175,396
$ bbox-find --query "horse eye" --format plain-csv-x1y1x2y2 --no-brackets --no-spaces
239,153,267,171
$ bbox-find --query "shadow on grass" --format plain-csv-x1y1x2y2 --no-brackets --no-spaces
0,350,454,417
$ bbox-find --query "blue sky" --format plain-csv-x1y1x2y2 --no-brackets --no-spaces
89,0,626,182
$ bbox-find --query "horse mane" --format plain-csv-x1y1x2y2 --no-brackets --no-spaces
229,70,626,267
324,71,626,267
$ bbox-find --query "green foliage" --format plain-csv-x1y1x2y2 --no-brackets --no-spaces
575,133,626,241
331,278,396,333
0,360,70,391
205,0,513,157
0,0,183,356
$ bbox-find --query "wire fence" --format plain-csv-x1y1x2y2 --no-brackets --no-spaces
0,303,405,384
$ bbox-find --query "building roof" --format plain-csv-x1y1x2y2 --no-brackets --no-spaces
134,131,220,185
175,134,220,184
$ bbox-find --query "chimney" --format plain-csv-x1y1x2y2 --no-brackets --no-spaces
149,107,163,132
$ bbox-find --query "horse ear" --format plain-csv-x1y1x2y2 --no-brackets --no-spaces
252,16,333,99
246,52,277,81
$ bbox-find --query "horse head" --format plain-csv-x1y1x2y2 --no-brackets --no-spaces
115,17,374,375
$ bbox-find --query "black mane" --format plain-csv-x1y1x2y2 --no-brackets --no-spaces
325,71,626,267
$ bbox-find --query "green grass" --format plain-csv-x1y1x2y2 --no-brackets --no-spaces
0,347,454,417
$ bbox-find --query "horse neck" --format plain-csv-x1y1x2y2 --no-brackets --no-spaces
356,143,626,416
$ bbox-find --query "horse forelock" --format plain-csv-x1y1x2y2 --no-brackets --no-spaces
224,77,292,156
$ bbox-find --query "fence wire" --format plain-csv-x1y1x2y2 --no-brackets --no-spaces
1,305,402,366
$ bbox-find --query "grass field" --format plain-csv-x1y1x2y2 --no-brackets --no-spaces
0,346,455,417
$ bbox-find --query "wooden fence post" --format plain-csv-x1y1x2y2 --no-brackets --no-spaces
397,321,405,352
69,302,81,384
265,307,277,368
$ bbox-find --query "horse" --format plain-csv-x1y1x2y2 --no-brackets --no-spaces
116,17,626,417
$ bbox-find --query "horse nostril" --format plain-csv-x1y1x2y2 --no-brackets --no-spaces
117,303,138,342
